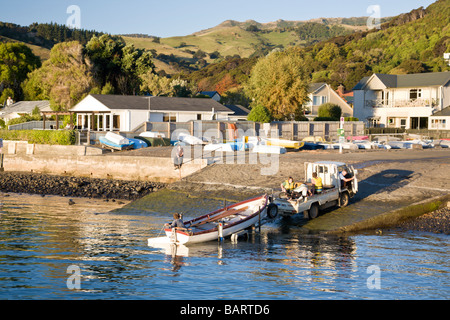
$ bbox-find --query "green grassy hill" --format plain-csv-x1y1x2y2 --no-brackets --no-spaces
123,16,374,75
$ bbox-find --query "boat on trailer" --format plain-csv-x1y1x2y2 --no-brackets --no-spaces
148,194,271,246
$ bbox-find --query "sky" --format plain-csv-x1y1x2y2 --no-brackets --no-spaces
0,0,437,38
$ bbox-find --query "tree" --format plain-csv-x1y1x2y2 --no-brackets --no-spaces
85,34,154,95
246,25,260,32
247,104,271,123
193,50,206,59
139,72,173,96
220,87,251,108
22,41,97,111
0,42,41,101
209,51,221,59
245,47,310,120
390,59,427,74
101,82,115,95
170,78,192,97
0,88,15,106
317,103,342,120
215,74,238,95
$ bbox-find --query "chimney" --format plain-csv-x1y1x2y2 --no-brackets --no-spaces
337,85,345,97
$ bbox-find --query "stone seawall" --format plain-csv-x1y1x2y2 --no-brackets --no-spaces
1,141,207,183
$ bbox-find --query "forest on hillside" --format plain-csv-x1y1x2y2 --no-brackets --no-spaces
0,21,103,48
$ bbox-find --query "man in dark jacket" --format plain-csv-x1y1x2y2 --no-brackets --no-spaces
165,213,185,229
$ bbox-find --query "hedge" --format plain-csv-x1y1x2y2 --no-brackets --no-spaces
0,130,76,145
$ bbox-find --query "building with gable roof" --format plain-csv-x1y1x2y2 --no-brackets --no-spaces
303,82,354,119
353,72,450,129
70,94,234,131
0,100,51,122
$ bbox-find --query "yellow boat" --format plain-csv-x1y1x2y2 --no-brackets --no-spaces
302,136,325,142
265,138,304,149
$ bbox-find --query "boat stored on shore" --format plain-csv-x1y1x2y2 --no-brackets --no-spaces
148,194,272,245
99,132,134,151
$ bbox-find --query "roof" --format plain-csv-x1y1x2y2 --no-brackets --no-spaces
199,91,221,98
149,96,231,113
352,76,370,90
0,100,50,116
431,106,450,117
395,72,450,88
86,94,232,113
225,104,250,117
308,83,327,93
313,161,348,167
353,72,450,90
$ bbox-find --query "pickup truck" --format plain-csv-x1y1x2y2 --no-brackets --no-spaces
268,161,358,219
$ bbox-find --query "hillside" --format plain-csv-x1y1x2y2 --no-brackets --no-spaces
123,16,379,75
0,21,104,63
181,0,450,99
0,35,50,61
305,0,450,89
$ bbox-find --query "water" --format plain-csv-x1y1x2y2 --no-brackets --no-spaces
0,192,448,300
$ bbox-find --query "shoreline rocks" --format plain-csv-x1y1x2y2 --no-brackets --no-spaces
396,207,450,235
0,171,166,201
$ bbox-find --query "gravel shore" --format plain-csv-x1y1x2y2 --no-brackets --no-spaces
0,171,166,201
396,206,450,234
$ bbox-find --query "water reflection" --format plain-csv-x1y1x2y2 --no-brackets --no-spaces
149,229,359,291
1,192,448,300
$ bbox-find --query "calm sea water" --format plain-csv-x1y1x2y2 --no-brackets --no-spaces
0,193,448,300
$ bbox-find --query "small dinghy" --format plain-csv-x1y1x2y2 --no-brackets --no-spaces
176,132,204,145
99,132,134,151
148,195,270,246
252,145,287,154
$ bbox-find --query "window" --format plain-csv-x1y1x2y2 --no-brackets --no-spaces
105,114,111,130
400,118,407,129
368,117,380,128
163,113,176,122
388,118,395,127
410,89,422,100
381,91,389,104
197,114,202,120
113,115,120,130
313,96,327,105
431,119,447,129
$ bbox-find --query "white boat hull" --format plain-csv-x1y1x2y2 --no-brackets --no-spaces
252,145,286,154
149,195,269,246
165,209,267,244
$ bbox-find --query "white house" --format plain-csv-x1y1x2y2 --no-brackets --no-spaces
70,94,234,132
353,72,450,129
0,100,51,122
303,83,354,119
429,106,450,130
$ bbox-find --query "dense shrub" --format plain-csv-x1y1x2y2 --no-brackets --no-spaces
317,103,342,120
0,130,76,145
247,104,271,123
313,117,337,121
